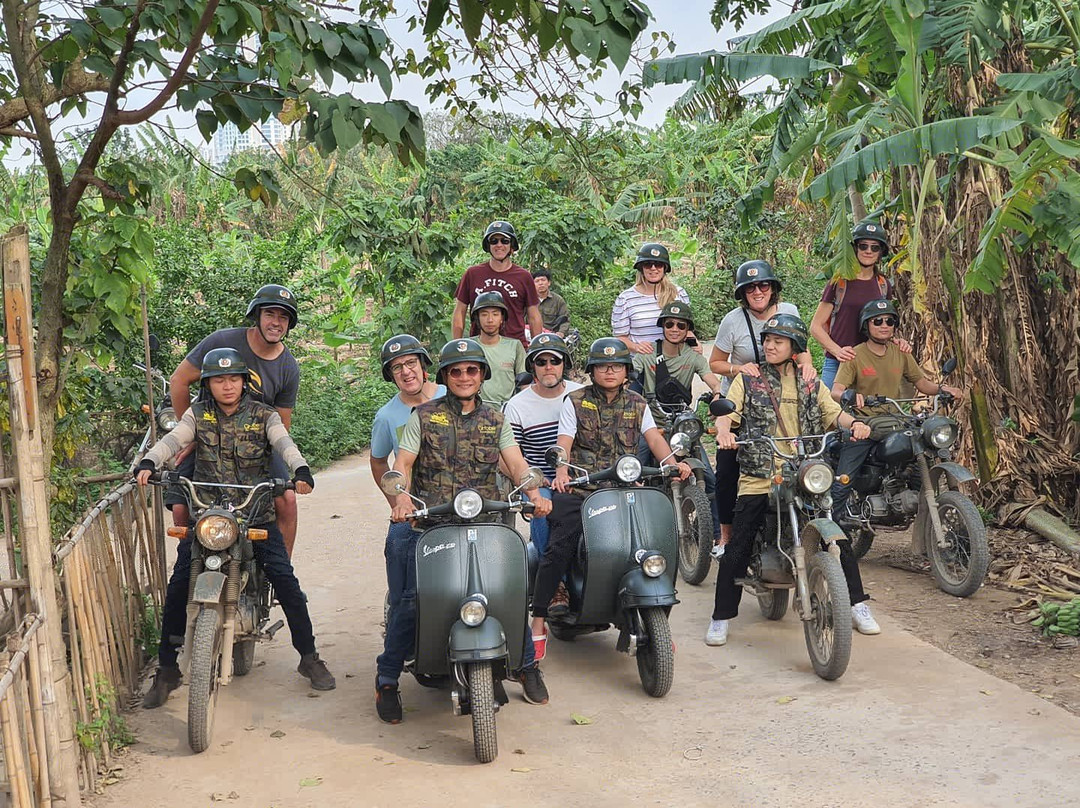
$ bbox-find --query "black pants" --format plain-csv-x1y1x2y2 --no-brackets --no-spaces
159,522,315,667
530,493,584,617
712,494,868,620
714,447,740,525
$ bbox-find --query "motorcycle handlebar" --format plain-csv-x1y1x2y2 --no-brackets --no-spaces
405,495,534,521
730,432,837,461
145,471,293,511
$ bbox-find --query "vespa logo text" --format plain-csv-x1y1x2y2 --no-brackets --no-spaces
587,504,617,519
422,542,456,557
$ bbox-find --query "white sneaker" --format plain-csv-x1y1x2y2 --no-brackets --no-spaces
705,619,729,646
851,602,881,635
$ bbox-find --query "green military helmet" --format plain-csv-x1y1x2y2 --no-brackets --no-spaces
470,290,509,323
525,333,573,373
245,284,298,329
655,301,695,331
734,259,782,299
851,221,890,256
380,334,432,382
482,220,519,252
760,313,809,354
201,348,249,380
858,298,900,335
585,337,633,372
435,338,492,383
633,242,671,273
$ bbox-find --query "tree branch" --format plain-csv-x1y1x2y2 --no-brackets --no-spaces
79,173,124,201
0,126,39,140
0,60,111,131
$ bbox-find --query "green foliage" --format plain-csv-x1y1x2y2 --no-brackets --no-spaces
138,595,161,659
76,676,134,753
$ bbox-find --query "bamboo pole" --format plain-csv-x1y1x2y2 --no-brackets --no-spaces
70,552,111,768
140,286,169,596
3,225,81,807
0,647,33,808
16,638,40,807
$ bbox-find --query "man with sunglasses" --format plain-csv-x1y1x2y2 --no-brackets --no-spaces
378,338,553,722
829,300,963,633
453,221,543,345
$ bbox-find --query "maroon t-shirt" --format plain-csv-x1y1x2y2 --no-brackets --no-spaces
455,262,540,343
820,274,894,359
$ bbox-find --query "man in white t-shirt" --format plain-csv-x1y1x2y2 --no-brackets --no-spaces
503,334,583,553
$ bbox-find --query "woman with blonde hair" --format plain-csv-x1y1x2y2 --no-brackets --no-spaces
611,242,693,355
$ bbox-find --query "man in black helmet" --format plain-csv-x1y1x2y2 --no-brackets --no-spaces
168,284,302,554
453,221,543,345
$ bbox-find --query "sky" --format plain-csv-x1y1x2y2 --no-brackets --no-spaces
2,0,790,168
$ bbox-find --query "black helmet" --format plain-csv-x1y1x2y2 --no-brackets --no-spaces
435,338,491,383
760,313,809,354
655,301,695,331
851,221,890,256
380,334,432,383
470,290,509,323
734,260,782,299
858,298,899,335
585,337,633,372
482,221,519,252
633,242,671,273
246,284,298,329
201,348,249,380
525,333,573,373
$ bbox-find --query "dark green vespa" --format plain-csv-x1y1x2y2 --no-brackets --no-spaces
379,468,542,764
544,447,680,697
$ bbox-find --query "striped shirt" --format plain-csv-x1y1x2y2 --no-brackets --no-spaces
503,382,584,481
611,286,690,344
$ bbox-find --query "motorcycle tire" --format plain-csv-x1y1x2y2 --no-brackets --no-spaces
232,638,256,677
802,551,851,681
757,588,789,621
467,662,498,764
925,491,989,598
677,483,714,586
188,608,222,753
636,608,674,698
851,528,874,560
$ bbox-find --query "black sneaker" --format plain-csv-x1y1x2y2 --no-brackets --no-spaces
297,653,336,691
375,677,403,724
142,665,181,709
518,665,549,705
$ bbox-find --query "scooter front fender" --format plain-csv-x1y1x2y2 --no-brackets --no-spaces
448,617,509,665
618,568,678,610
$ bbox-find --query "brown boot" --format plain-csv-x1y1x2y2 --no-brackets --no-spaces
298,653,336,691
142,666,181,709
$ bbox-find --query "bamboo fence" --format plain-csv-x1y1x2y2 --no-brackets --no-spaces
0,615,48,808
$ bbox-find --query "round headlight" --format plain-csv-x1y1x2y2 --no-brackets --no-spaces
674,414,703,442
157,407,179,431
639,551,667,578
799,462,834,495
203,553,224,571
453,489,484,519
923,417,957,449
195,513,238,551
616,455,642,483
459,596,487,627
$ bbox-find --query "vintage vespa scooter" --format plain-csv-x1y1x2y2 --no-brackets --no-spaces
379,468,542,764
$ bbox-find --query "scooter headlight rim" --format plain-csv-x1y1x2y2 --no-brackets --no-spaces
798,461,834,495
616,455,642,483
459,595,488,627
638,550,667,578
453,489,484,519
195,512,238,551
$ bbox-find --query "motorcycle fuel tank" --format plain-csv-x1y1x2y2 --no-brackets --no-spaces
413,523,529,676
877,430,917,466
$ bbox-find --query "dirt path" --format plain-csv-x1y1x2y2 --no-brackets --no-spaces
96,453,1080,808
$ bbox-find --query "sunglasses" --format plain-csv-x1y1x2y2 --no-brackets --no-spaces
638,261,667,270
870,316,898,327
389,358,421,376
745,281,774,293
533,356,564,367
857,242,883,253
663,320,689,331
488,237,511,246
448,365,482,379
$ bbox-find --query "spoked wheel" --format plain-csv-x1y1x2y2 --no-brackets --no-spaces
802,552,851,681
925,491,989,598
467,662,498,764
232,638,256,676
188,608,222,753
636,608,674,698
677,483,714,585
757,588,790,621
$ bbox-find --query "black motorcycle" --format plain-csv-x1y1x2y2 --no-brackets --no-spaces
835,360,988,598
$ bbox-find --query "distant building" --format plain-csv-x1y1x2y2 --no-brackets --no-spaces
200,116,293,165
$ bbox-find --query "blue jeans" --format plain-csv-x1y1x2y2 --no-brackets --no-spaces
529,487,553,554
638,436,721,539
822,357,841,391
377,523,535,686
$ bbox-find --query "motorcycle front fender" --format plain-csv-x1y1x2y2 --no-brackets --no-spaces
929,461,979,494
802,518,847,555
618,568,678,610
192,570,227,604
448,617,509,665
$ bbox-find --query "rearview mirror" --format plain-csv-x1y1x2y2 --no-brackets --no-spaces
517,467,544,491
545,446,567,467
840,389,858,410
669,432,692,457
941,357,957,377
709,397,735,417
379,470,407,497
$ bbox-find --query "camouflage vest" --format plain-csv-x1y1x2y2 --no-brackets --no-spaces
411,397,503,521
737,363,824,479
191,396,276,523
568,385,645,479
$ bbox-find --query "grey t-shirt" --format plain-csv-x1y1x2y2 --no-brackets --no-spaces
185,327,300,409
713,302,800,394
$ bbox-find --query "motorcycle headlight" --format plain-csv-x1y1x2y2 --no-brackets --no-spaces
636,550,667,578
798,462,834,495
923,416,957,449
195,513,238,551
616,455,642,483
459,595,488,627
203,553,224,571
453,489,484,519
157,407,179,431
674,414,703,442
